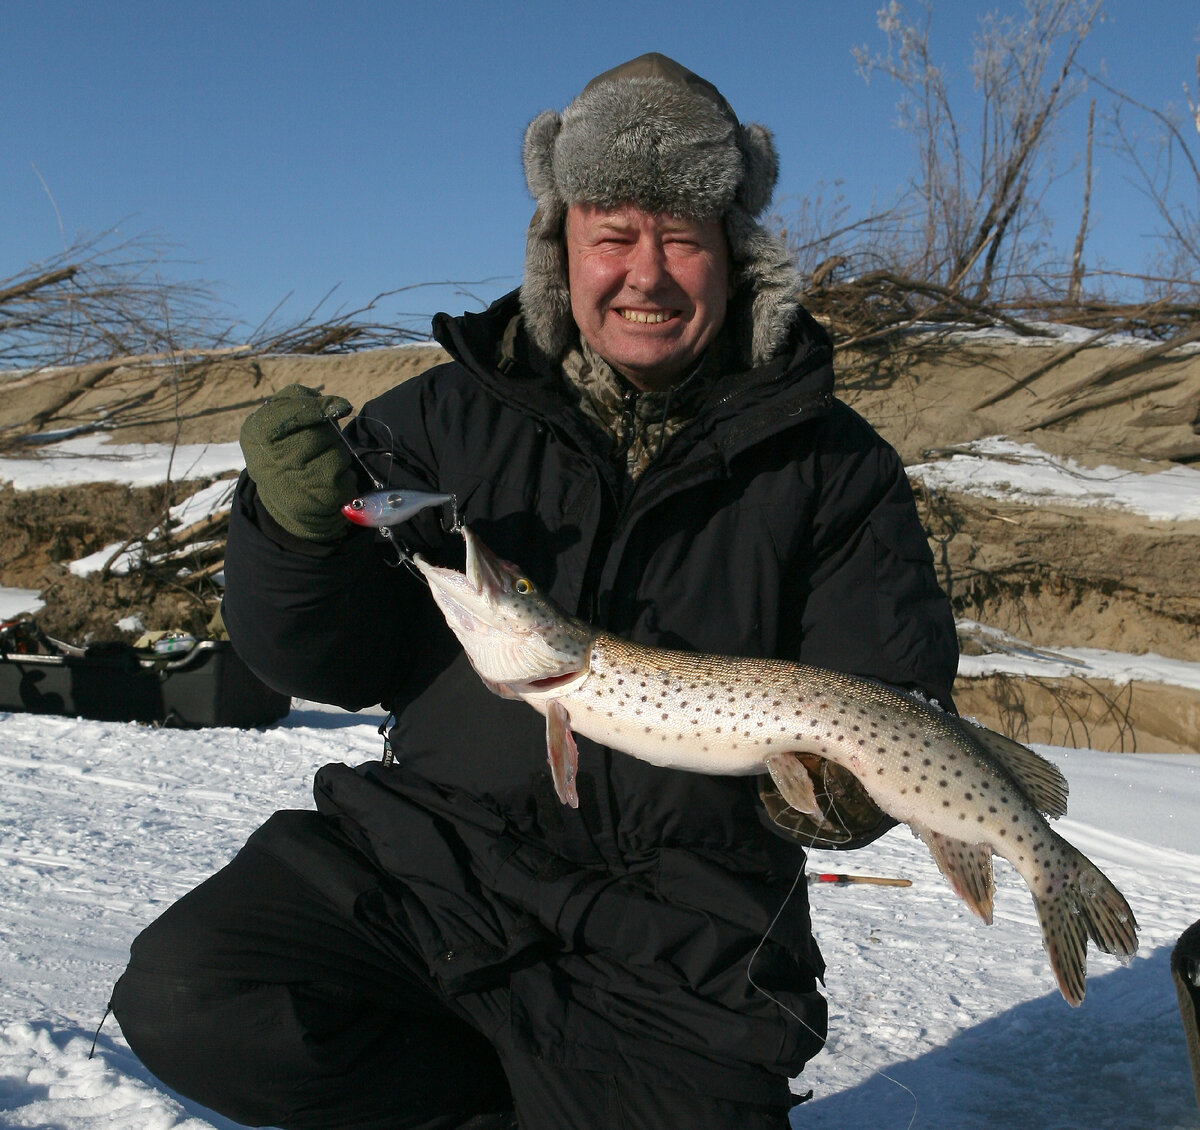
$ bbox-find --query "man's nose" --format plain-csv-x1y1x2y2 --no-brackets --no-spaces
626,236,670,292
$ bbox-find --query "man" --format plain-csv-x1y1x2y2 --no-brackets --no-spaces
110,54,957,1129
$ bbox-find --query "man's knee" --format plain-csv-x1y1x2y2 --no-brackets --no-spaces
109,874,242,1066
109,960,246,1110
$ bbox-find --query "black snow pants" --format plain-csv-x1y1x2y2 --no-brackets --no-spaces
110,810,799,1129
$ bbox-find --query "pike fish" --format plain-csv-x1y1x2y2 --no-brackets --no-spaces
414,527,1138,1005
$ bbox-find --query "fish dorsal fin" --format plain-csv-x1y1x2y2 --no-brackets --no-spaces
919,828,995,924
951,716,1069,818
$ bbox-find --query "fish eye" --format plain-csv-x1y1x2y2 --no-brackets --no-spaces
515,578,532,595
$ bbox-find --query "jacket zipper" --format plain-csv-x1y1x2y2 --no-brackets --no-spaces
616,387,638,464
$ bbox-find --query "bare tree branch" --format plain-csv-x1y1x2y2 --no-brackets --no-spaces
1068,98,1096,303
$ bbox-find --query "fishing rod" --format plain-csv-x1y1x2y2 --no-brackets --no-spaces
808,872,912,887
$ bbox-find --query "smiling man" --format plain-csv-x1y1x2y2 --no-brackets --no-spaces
111,53,958,1130
564,204,729,390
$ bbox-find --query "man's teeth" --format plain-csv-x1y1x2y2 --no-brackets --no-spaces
618,309,674,324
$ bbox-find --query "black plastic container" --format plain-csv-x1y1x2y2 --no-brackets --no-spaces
0,640,290,729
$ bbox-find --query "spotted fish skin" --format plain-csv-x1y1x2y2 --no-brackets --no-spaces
414,527,1139,1005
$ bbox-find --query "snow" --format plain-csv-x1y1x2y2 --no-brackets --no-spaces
2,435,1199,1128
0,708,1195,1129
908,437,1200,522
69,478,239,578
957,621,1200,692
918,319,1200,353
0,704,380,1130
0,589,44,620
0,436,243,491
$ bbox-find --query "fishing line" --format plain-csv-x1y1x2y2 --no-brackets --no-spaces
746,813,920,1129
325,409,393,492
764,760,855,847
325,412,461,573
324,413,410,565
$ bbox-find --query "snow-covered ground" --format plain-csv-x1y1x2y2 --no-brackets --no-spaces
908,436,1200,522
0,708,1195,1129
1,433,1199,1128
0,703,379,1130
956,621,1200,692
0,436,243,492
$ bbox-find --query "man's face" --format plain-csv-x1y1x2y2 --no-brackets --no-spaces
565,203,729,392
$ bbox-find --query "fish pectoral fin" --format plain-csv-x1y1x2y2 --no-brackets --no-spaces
545,700,580,809
764,752,824,819
918,828,995,924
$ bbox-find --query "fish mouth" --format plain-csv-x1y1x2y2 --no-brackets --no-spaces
462,526,514,599
413,525,593,689
412,527,511,620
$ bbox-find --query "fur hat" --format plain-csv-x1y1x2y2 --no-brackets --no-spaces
520,53,801,367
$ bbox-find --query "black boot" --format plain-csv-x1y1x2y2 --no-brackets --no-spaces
1173,919,1200,1109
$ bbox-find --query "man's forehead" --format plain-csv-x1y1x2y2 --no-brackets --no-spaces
568,202,720,234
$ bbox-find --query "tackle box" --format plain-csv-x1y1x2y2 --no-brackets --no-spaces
0,627,290,729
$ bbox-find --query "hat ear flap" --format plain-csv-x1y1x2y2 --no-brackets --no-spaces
736,123,779,218
521,109,575,360
523,110,562,200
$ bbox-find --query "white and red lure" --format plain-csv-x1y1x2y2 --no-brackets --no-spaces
341,489,455,528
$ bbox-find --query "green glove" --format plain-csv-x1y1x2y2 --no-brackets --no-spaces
240,383,358,542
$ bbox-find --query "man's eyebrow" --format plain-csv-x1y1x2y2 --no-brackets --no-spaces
588,217,638,235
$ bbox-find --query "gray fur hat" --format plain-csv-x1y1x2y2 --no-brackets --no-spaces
520,53,801,366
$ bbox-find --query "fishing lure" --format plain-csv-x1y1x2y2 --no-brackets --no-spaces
342,488,455,528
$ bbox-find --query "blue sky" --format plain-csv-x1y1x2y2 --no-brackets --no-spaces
4,1,1199,339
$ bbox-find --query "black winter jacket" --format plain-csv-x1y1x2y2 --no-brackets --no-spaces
222,290,958,1101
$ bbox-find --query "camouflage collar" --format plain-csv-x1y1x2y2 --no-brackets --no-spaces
558,336,724,480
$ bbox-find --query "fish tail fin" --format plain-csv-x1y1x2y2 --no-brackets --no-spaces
1034,887,1091,1007
1034,844,1139,1007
